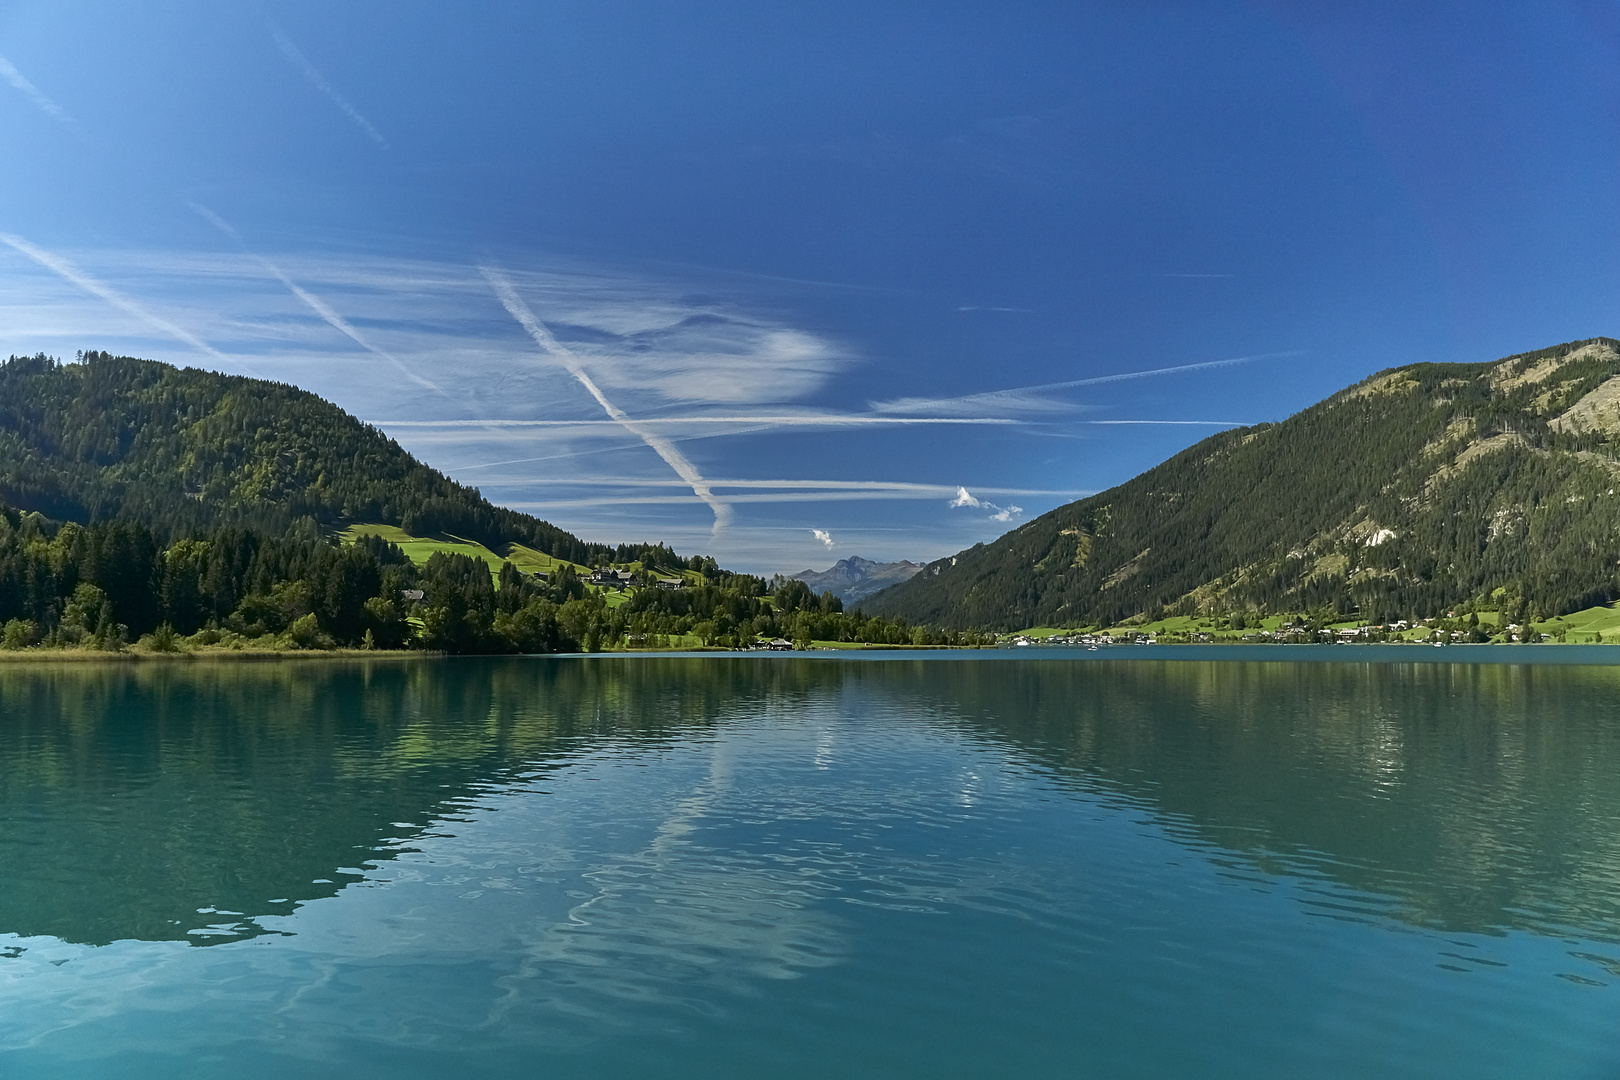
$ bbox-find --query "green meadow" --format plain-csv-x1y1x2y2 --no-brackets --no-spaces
338,524,701,608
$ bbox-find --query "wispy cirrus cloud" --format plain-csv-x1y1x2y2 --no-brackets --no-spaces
543,317,848,407
0,246,859,425
0,54,72,124
269,25,387,148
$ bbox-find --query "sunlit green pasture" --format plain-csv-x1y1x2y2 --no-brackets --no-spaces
339,524,587,583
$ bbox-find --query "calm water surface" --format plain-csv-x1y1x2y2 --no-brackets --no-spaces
3,650,1620,1078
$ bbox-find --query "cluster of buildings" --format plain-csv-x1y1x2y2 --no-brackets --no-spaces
1006,633,1156,647
588,568,684,591
1001,620,1520,646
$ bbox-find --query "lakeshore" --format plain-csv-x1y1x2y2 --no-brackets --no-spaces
9,636,1620,663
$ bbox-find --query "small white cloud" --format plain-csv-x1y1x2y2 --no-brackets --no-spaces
812,528,834,548
949,486,1022,523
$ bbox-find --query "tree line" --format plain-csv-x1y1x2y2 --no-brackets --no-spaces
0,505,978,653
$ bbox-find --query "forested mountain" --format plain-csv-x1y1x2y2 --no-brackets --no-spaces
865,338,1620,630
0,351,626,563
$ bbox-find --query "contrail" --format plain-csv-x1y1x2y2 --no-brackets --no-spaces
269,25,388,148
1029,351,1294,392
871,351,1299,414
0,54,72,123
188,203,442,392
454,475,1082,496
369,415,1019,427
1086,419,1252,426
482,265,734,532
0,232,235,366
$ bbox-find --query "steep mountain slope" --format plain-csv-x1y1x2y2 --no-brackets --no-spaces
790,556,923,604
0,351,632,564
864,338,1620,629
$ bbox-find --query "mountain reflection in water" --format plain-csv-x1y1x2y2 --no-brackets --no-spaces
1,655,1618,949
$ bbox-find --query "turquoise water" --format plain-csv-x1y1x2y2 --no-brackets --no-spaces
4,652,1620,1077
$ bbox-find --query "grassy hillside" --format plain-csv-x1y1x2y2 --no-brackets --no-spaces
338,524,701,608
338,524,586,579
866,338,1620,630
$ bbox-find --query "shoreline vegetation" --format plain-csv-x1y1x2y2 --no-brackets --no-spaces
0,642,1613,663
1003,603,1620,646
0,644,984,661
9,625,1620,661
0,507,987,658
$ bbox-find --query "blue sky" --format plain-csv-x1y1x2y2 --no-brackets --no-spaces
2,2,1617,574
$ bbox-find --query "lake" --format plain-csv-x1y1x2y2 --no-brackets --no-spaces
3,648,1620,1078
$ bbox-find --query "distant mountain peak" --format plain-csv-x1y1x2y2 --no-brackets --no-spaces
791,557,924,605
810,555,885,576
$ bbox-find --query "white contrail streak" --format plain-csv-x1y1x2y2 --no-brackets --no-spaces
504,491,1037,508
188,203,442,392
871,351,1300,414
367,415,1020,428
482,265,734,532
264,265,443,392
1028,352,1292,392
0,232,236,366
270,26,388,147
0,54,72,123
452,475,1083,496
